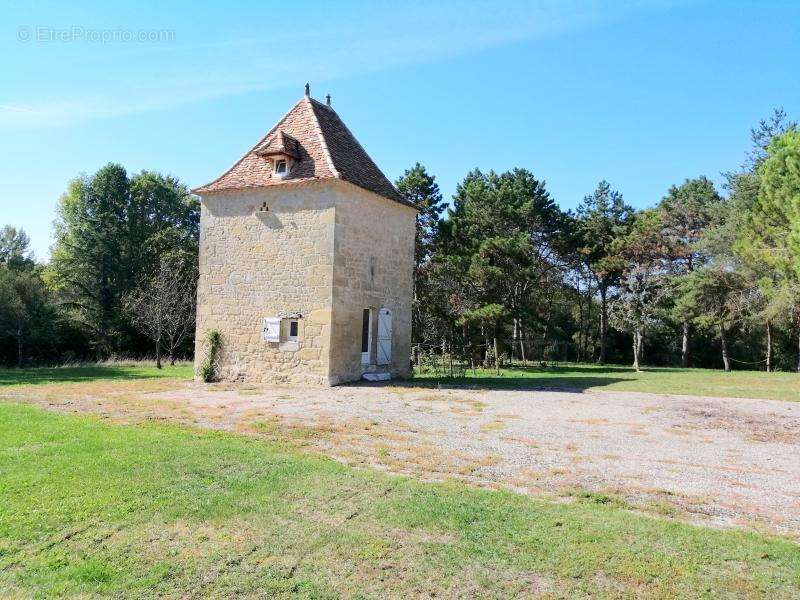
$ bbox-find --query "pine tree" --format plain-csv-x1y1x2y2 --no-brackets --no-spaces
674,267,748,372
395,163,445,344
575,181,634,364
610,209,672,371
659,176,722,366
441,168,566,364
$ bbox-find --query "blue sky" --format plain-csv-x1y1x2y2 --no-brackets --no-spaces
1,0,798,259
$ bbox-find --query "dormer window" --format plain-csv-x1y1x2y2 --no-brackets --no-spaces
253,130,299,180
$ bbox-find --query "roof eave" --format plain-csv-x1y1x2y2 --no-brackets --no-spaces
193,177,418,210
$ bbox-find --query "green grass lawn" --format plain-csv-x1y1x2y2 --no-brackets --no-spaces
3,362,798,402
0,363,193,388
411,363,800,402
0,401,798,598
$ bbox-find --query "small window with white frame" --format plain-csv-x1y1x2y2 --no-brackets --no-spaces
274,159,288,175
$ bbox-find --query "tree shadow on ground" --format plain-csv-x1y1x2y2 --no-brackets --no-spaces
349,365,636,393
506,364,684,375
0,366,177,388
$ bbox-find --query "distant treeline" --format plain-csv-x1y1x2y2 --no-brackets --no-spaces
398,108,800,372
1,109,799,371
0,165,198,367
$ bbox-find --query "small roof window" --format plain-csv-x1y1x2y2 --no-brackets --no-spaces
274,159,287,175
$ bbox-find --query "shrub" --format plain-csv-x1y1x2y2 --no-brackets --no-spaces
199,330,221,383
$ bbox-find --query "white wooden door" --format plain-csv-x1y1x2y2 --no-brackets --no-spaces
377,308,392,366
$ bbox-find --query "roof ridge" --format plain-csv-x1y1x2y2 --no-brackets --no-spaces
192,98,305,194
303,97,340,179
309,97,335,112
308,98,405,204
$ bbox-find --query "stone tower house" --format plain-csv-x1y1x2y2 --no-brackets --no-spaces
193,87,416,385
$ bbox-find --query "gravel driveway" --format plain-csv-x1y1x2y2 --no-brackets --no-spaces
143,382,800,538
13,380,800,538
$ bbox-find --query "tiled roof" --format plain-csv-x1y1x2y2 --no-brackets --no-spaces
193,95,413,208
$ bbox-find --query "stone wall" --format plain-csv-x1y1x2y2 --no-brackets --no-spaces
194,184,335,385
329,182,416,384
194,179,416,385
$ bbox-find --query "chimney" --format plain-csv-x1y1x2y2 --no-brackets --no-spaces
325,93,331,107
304,82,310,97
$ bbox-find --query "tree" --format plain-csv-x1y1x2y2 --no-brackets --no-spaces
0,227,59,366
160,254,197,365
50,165,133,356
721,108,796,261
566,262,596,363
575,181,634,363
0,267,57,366
50,164,199,357
742,277,799,372
744,107,796,170
610,209,671,371
457,304,507,373
443,169,567,364
674,267,748,371
736,131,800,369
395,163,445,268
659,177,723,366
0,226,34,270
746,131,800,280
395,163,445,343
124,254,197,368
706,112,797,371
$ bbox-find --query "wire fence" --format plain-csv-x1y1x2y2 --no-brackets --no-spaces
411,338,580,378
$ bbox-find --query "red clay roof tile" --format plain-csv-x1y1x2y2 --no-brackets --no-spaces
193,96,413,208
